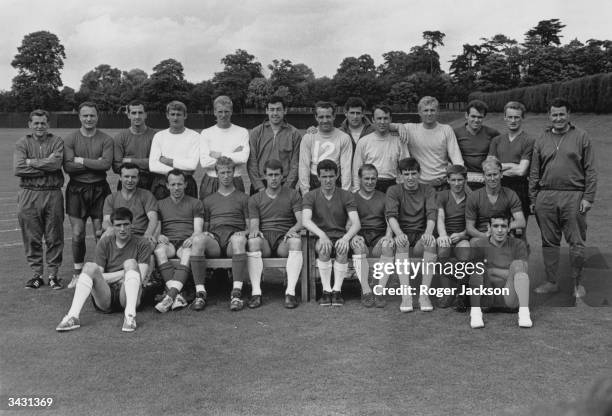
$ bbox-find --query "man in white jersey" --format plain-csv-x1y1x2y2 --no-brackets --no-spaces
352,104,408,193
298,101,352,195
149,101,200,199
199,95,249,200
392,96,464,191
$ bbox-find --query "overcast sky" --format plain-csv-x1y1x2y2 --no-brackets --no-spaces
1,0,610,91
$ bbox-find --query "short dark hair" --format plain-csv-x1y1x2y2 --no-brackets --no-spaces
264,159,283,174
316,159,338,176
111,207,133,223
126,100,146,112
29,109,49,122
503,101,526,117
489,213,511,225
549,97,571,112
344,97,366,111
398,157,420,173
446,164,467,178
79,101,98,113
166,169,186,181
215,156,235,173
372,104,392,116
166,100,187,115
119,162,140,173
267,96,285,109
465,99,488,116
314,101,335,114
358,163,378,178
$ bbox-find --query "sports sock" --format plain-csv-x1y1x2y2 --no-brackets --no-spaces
123,270,141,317
285,250,303,296
72,239,86,264
247,251,263,296
165,281,183,300
67,273,93,318
352,254,371,294
377,255,394,290
396,252,412,306
317,259,332,292
158,262,175,283
332,261,348,292
172,264,190,285
232,253,248,283
232,281,243,291
514,272,530,307
190,255,207,289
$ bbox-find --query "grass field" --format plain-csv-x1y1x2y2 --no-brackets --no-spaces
0,114,611,416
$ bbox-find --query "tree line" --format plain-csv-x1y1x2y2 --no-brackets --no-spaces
1,19,610,114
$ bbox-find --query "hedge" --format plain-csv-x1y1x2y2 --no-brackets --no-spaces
468,73,612,113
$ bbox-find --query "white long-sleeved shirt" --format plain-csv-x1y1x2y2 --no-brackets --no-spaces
403,123,464,183
298,128,352,194
200,124,250,177
352,132,409,192
149,128,200,174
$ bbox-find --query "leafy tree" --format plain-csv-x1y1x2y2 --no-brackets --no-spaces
212,49,263,111
246,77,274,110
78,64,123,112
524,19,566,47
11,31,66,110
120,68,148,103
189,80,216,113
142,58,191,112
332,54,383,106
303,77,335,105
59,86,77,111
422,31,445,74
386,81,419,111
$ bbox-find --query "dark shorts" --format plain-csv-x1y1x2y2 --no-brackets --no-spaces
151,174,197,200
375,178,397,194
309,174,341,190
261,230,287,253
91,281,123,313
199,175,245,201
65,180,111,219
169,239,187,252
210,227,240,257
360,230,386,248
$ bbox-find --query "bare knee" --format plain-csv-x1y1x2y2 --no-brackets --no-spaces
247,237,263,252
231,234,247,252
350,236,367,255
123,259,138,272
287,237,301,251
191,233,206,252
82,262,99,276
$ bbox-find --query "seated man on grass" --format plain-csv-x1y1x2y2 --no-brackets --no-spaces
350,164,395,308
436,164,471,311
303,159,360,306
197,156,250,311
153,169,204,313
467,214,532,329
386,157,438,313
247,159,303,309
56,207,152,332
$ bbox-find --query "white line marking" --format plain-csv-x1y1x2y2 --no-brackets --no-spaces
0,228,20,233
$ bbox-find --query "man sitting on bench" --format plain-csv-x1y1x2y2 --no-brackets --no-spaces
247,159,304,309
302,159,361,307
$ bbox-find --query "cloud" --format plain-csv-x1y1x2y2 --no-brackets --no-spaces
1,0,610,91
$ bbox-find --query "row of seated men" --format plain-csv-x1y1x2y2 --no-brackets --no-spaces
55,156,532,333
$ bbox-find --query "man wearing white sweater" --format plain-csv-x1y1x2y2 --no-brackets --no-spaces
392,96,464,191
298,101,352,195
149,101,200,199
199,95,250,201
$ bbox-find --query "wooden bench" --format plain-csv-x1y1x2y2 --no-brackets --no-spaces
169,232,310,301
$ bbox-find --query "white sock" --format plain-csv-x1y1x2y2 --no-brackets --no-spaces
317,259,332,292
332,261,348,292
232,281,243,291
518,306,530,316
470,306,482,317
123,270,141,318
247,251,263,296
352,254,371,294
166,280,183,292
196,284,206,293
377,255,394,291
67,273,93,318
285,250,302,296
